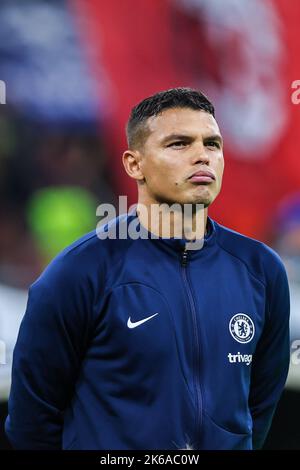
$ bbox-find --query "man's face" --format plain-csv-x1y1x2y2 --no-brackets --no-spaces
138,107,224,207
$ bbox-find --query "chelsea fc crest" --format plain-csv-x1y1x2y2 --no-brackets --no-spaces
229,314,255,344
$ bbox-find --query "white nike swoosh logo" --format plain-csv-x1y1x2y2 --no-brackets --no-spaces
127,313,159,329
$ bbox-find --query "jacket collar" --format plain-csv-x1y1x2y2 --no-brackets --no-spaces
125,210,217,254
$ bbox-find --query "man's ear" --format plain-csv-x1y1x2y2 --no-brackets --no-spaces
122,149,145,182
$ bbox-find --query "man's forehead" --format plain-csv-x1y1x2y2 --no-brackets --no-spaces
147,107,220,139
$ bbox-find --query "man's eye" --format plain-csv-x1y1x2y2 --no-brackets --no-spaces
205,141,220,149
168,141,187,148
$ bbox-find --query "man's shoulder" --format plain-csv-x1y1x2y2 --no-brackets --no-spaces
213,220,286,284
51,213,135,260
33,214,135,291
214,220,274,256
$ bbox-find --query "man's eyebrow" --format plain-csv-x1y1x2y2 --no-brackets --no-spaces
160,133,223,146
160,134,194,145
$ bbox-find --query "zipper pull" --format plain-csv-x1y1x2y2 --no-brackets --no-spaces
181,249,188,267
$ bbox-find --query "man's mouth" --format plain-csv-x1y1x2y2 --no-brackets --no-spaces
188,170,216,184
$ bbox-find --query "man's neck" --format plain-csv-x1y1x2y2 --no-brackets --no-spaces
136,199,208,240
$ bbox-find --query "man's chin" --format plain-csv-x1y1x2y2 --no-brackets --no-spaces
169,196,213,207
195,198,212,208
154,191,215,207
188,194,214,207
187,187,216,206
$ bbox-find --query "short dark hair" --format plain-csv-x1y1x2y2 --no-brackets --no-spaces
126,87,215,149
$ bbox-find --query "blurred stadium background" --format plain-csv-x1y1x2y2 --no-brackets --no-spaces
0,0,300,449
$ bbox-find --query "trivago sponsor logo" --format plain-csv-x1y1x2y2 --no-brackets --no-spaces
227,352,253,366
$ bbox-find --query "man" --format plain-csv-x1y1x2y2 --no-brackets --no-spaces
5,88,290,450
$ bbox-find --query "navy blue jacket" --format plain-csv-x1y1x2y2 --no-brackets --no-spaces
5,215,290,450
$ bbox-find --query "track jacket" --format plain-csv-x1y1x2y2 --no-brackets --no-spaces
5,214,290,450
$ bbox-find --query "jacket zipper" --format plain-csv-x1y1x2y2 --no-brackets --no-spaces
181,248,203,437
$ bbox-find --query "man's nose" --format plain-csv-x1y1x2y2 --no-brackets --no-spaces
191,144,210,166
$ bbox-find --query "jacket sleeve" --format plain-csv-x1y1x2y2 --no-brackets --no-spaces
249,255,290,450
5,254,93,449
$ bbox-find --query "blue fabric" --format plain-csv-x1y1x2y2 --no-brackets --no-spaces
5,214,290,450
